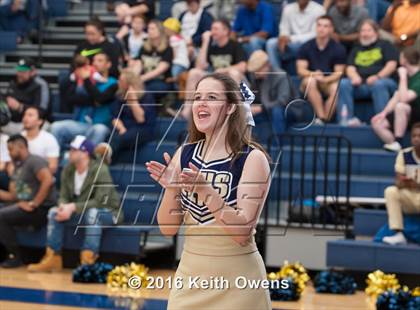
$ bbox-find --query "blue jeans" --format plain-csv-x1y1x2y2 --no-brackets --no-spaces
337,78,397,122
145,79,172,92
366,0,390,22
242,36,267,57
271,106,287,134
171,64,188,78
109,126,155,162
50,120,110,149
0,4,28,37
47,207,114,253
266,37,302,70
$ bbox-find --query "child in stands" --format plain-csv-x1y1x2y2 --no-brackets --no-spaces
163,17,190,81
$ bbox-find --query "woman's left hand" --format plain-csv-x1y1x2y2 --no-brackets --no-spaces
180,162,209,193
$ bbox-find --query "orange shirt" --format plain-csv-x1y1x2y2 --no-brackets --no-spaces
389,1,420,37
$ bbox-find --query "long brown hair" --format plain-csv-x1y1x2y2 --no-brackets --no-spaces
187,73,270,163
118,68,145,99
143,19,168,53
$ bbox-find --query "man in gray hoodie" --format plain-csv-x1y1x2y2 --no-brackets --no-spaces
247,50,297,134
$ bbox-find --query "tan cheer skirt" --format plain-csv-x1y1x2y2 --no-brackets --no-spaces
167,249,272,310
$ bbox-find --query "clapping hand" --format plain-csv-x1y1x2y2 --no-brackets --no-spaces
179,162,208,193
146,152,179,189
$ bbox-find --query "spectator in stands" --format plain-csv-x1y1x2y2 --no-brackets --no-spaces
381,0,420,48
247,50,295,134
232,0,277,56
27,135,121,272
75,18,121,77
181,19,247,120
109,69,156,163
0,135,56,268
135,20,173,95
2,58,50,135
372,47,420,152
114,0,155,25
21,107,60,173
297,15,346,123
0,98,11,189
179,0,213,56
116,14,147,62
328,0,370,50
324,0,390,23
337,19,399,126
266,0,325,71
52,52,118,149
0,0,29,42
382,123,420,245
0,133,12,190
163,18,190,80
0,133,10,169
173,0,236,21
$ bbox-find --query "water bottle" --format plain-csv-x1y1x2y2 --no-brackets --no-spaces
340,104,349,126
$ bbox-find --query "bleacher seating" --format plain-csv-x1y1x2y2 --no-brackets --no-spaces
0,1,418,272
327,209,420,274
0,31,17,53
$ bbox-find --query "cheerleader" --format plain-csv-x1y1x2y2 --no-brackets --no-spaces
146,73,272,309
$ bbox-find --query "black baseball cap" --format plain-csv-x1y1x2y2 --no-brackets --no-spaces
16,58,35,72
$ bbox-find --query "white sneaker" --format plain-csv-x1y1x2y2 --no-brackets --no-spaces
383,232,407,245
347,117,362,127
383,141,402,152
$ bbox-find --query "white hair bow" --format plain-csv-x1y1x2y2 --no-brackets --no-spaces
239,81,255,127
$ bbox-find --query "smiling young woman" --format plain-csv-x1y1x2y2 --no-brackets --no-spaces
146,73,272,309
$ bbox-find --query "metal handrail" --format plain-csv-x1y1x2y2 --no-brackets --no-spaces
264,133,353,233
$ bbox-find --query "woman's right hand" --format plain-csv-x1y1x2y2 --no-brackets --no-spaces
146,152,179,189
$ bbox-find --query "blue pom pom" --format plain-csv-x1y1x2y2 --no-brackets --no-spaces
376,289,419,310
72,262,113,283
314,271,357,294
270,278,300,301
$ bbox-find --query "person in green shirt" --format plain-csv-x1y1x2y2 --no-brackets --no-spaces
372,46,420,152
28,135,122,273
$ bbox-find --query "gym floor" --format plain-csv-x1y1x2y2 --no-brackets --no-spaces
0,268,374,309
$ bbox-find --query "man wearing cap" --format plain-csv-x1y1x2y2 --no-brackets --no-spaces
247,50,295,134
28,135,121,272
2,58,50,135
0,135,56,268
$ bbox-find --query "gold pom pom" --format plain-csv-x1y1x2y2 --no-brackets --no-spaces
365,270,400,300
267,261,310,295
412,286,420,297
106,262,149,291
